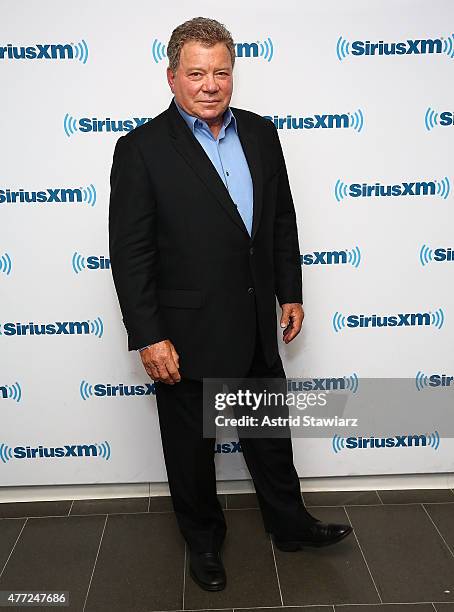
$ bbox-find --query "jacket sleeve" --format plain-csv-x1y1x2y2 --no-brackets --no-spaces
108,135,168,350
271,125,303,305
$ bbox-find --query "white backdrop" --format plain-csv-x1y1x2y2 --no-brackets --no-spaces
2,0,454,487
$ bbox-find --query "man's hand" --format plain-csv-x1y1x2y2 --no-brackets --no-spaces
280,303,304,344
140,339,181,384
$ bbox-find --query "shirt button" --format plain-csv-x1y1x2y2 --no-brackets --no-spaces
248,287,254,295
226,171,229,176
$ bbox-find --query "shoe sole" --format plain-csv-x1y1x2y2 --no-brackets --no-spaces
189,568,226,591
274,526,353,551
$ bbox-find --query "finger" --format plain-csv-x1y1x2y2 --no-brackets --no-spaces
170,345,180,368
156,363,174,385
141,358,156,380
280,312,290,328
284,329,297,343
164,351,181,382
149,364,161,381
152,362,168,382
283,316,303,343
284,328,300,343
166,359,181,383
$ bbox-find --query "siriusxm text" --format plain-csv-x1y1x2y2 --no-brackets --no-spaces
85,256,110,270
2,321,91,336
214,441,242,453
437,112,454,126
12,444,100,458
301,251,348,265
345,434,430,448
1,44,76,60
351,39,442,56
288,378,347,390
347,313,433,328
76,117,151,132
264,114,349,129
92,383,155,396
0,188,85,204
426,374,454,387
349,181,440,197
429,248,454,261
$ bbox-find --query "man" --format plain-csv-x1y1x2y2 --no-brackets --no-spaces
109,17,352,592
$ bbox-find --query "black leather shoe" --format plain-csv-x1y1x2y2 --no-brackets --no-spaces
273,521,353,551
189,551,226,591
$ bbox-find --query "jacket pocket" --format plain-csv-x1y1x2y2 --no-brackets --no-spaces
157,289,203,309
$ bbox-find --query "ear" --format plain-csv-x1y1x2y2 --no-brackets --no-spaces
167,67,175,92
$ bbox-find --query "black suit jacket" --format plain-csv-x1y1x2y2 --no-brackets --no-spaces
108,99,302,380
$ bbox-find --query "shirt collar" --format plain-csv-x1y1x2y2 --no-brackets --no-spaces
174,97,237,135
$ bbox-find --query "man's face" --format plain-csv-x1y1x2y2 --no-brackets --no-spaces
167,40,233,125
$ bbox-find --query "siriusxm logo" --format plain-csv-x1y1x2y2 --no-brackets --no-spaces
0,382,22,403
64,114,151,137
415,371,454,390
0,317,104,338
80,380,155,400
425,108,454,131
0,185,96,207
332,308,445,332
72,253,110,274
152,37,274,63
0,40,88,63
301,247,361,268
288,373,358,393
337,35,454,61
264,109,364,132
420,244,454,266
0,252,12,275
332,432,440,452
215,441,242,453
335,178,451,202
235,38,274,61
0,441,111,463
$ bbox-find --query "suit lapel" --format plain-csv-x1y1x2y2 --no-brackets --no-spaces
167,100,264,239
167,100,248,235
234,109,264,240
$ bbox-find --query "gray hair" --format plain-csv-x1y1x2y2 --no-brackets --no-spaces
167,17,235,73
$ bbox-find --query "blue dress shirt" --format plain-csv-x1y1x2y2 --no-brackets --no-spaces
174,99,254,235
139,99,254,352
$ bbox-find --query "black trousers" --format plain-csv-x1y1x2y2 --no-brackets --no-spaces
154,327,317,552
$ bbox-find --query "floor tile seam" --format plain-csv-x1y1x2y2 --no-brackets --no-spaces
82,514,108,612
269,534,284,607
342,505,383,605
151,603,454,612
182,543,186,610
2,498,454,520
421,504,454,558
0,517,28,580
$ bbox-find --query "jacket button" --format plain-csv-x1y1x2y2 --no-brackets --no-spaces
248,287,254,294
249,247,254,255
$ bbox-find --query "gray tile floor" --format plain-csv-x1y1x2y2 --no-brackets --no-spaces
0,489,453,611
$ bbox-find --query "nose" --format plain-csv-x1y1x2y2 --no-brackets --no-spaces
202,74,219,93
